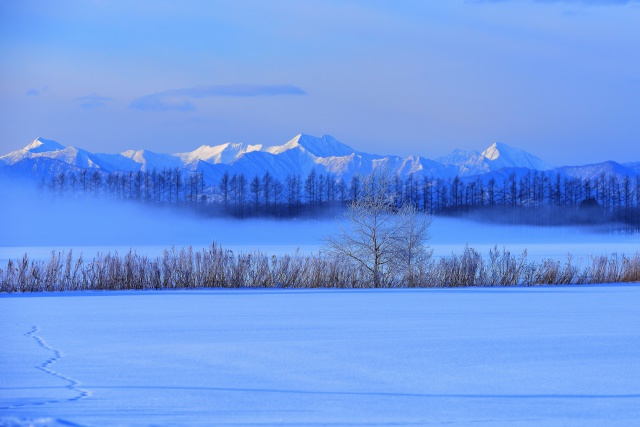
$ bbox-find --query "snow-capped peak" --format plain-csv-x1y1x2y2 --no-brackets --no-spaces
175,142,262,165
121,149,149,163
24,137,65,153
3,133,605,190
436,148,481,166
480,142,552,171
481,143,502,161
271,133,355,158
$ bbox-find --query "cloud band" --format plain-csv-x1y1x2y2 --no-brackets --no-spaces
130,84,306,112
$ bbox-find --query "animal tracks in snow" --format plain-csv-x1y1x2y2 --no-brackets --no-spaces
0,327,91,410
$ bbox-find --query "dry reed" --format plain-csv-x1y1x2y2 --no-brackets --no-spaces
1,244,639,293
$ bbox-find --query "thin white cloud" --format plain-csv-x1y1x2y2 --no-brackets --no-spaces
74,93,113,109
130,84,306,112
26,86,49,96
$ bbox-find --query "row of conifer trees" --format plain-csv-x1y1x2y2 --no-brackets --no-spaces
43,167,640,226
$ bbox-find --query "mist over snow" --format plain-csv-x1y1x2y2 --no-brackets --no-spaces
2,178,638,267
0,181,336,261
429,216,640,262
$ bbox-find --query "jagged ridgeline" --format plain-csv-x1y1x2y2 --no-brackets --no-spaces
1,134,639,225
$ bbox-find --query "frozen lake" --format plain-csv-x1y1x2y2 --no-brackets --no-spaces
1,286,639,426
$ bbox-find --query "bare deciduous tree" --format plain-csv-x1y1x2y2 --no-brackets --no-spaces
392,203,433,284
323,171,432,287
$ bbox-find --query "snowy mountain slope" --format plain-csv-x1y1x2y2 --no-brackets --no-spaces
623,162,640,175
174,134,351,169
120,149,184,171
437,142,553,177
88,149,184,172
47,147,101,169
1,138,110,172
22,137,65,153
91,152,143,172
0,156,87,183
482,142,552,171
436,148,481,166
174,133,442,180
2,135,637,188
271,133,355,157
175,142,262,166
225,133,358,177
554,161,637,181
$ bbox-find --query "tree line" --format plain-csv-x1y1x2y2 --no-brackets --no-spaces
43,168,207,206
42,167,640,226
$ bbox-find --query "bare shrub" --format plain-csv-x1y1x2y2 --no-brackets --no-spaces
620,254,640,282
1,259,18,292
1,245,639,293
430,246,484,287
532,259,561,285
485,246,528,286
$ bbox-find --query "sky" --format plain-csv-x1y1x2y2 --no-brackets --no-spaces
1,0,639,166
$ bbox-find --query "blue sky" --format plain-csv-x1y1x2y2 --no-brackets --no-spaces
1,0,639,165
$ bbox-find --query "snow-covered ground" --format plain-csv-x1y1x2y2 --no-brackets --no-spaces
1,286,639,426
2,187,640,425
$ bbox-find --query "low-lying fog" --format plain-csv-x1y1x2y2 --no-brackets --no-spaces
1,183,638,265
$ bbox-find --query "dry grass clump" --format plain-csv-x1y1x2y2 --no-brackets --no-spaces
1,244,639,293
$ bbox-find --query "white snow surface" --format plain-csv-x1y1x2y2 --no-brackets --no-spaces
1,286,639,426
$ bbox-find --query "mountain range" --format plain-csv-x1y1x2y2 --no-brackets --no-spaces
1,134,638,186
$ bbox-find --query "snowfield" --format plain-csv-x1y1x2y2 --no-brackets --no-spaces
2,185,639,424
1,286,639,426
